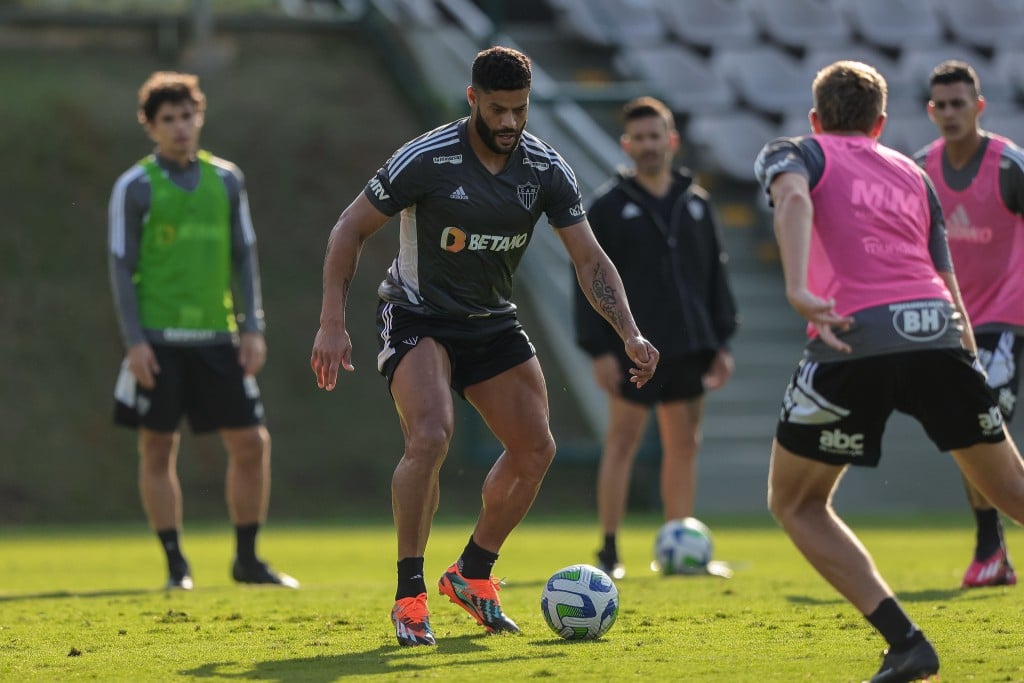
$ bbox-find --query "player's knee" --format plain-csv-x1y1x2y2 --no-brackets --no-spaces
405,423,453,461
224,427,269,468
767,485,799,524
518,432,556,476
768,486,826,528
138,431,176,470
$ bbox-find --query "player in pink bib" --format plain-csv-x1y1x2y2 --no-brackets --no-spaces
756,60,1024,683
914,60,1024,589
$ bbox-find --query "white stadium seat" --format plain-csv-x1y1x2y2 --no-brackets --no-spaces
652,0,758,50
878,112,937,156
744,0,851,50
981,113,1024,146
897,47,1011,104
712,46,812,117
548,0,666,47
990,46,1024,100
802,45,922,114
835,0,943,50
614,44,736,115
688,111,779,182
932,0,1024,50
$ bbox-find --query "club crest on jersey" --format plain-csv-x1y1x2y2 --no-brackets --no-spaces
516,182,539,210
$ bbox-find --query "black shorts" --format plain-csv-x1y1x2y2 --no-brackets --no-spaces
976,331,1024,421
113,343,264,434
617,350,715,406
376,302,536,398
776,348,1005,467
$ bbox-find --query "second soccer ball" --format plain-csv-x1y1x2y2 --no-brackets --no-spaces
652,517,713,575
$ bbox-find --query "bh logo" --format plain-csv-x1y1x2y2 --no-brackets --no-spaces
891,304,949,342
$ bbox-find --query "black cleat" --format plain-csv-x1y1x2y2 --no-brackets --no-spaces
867,638,939,683
596,549,626,580
167,559,194,591
231,558,300,588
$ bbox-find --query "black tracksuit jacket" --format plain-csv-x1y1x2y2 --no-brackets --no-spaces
573,169,739,360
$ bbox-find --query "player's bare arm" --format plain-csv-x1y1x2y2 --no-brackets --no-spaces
769,171,854,352
311,193,390,391
557,220,659,387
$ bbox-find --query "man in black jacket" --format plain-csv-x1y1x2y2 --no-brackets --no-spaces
574,97,739,578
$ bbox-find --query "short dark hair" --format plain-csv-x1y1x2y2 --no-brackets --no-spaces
929,60,981,97
137,71,206,124
812,61,887,134
622,96,675,131
471,46,531,92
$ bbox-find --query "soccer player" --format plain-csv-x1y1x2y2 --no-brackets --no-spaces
913,60,1024,588
755,60,1024,682
573,96,738,579
109,71,297,591
310,46,659,647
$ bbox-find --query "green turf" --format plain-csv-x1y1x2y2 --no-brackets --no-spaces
1,516,1022,681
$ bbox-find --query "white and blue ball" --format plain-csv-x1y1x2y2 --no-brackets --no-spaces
540,563,619,640
652,517,713,575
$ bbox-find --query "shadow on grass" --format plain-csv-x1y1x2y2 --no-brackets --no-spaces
179,634,569,680
0,587,157,602
785,587,985,606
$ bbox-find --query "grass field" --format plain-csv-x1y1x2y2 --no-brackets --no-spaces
1,516,1022,681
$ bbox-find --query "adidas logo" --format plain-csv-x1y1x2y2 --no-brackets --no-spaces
402,336,420,346
449,186,469,200
948,203,970,227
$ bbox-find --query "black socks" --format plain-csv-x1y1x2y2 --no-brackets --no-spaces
459,536,499,579
396,557,426,600
974,507,1004,560
235,523,260,565
157,528,186,566
866,597,924,651
600,534,618,563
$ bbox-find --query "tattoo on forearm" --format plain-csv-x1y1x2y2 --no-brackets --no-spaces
590,264,625,332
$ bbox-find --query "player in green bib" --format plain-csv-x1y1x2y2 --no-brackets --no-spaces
109,71,296,590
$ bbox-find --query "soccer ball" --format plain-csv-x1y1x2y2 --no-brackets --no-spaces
652,517,713,575
540,564,619,640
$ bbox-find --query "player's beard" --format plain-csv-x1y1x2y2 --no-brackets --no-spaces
634,149,669,176
475,114,521,155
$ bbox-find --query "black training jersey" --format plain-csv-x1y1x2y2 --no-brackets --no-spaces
364,118,586,325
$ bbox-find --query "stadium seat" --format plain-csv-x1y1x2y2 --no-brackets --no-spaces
744,0,851,50
932,0,1024,50
711,46,812,117
386,0,444,26
778,111,812,139
801,45,921,114
835,0,943,50
548,0,666,47
992,47,1024,100
614,44,736,115
897,47,1012,104
878,112,936,156
687,111,779,182
651,0,758,50
981,113,1024,146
